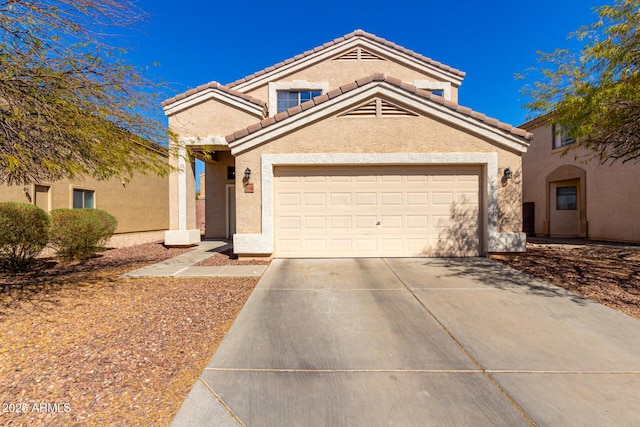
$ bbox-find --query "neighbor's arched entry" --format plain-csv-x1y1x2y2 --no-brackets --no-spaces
543,165,587,237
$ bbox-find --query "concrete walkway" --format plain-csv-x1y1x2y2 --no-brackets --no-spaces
121,240,267,278
171,257,640,426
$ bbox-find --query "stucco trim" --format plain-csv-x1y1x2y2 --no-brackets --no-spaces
229,83,529,156
231,37,465,93
413,80,452,101
268,81,330,117
179,135,228,146
543,165,588,237
163,88,264,117
232,152,523,255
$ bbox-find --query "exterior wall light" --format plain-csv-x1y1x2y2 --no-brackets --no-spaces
503,167,513,180
243,167,254,193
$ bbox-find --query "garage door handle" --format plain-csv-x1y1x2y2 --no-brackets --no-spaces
376,221,381,225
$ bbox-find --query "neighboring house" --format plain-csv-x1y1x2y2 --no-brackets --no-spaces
520,114,640,242
163,30,532,258
0,173,169,234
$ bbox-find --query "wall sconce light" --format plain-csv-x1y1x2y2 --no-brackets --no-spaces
501,167,513,187
503,167,513,180
243,167,254,193
23,186,30,195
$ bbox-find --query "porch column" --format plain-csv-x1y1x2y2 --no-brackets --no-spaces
164,143,200,246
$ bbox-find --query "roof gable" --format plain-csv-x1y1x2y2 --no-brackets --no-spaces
226,74,531,155
162,81,267,116
228,30,466,92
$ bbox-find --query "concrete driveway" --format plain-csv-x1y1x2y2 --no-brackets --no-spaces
171,258,640,426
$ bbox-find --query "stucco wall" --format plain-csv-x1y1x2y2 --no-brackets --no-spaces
204,151,236,238
168,99,262,138
244,56,459,106
0,173,169,234
235,108,522,237
523,123,640,242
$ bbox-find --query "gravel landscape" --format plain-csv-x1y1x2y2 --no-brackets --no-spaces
0,243,258,426
0,238,638,426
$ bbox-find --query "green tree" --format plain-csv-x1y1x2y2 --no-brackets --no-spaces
0,0,173,185
522,0,640,164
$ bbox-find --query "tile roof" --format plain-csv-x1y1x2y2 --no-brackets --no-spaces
518,111,554,131
224,74,533,144
161,81,267,112
227,30,466,88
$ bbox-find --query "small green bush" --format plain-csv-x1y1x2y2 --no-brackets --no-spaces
49,209,118,261
0,202,50,272
84,209,118,247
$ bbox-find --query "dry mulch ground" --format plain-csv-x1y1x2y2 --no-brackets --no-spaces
0,243,259,426
495,240,640,319
194,247,271,266
2,239,638,425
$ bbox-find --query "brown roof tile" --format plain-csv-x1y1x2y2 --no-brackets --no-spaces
165,31,468,110
273,111,289,122
260,116,277,127
162,81,268,113
233,128,249,139
340,82,358,93
225,74,533,144
299,99,316,111
326,88,342,99
246,122,263,134
226,30,465,89
355,75,374,86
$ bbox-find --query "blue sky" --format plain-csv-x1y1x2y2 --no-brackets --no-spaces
130,0,606,127
125,0,606,187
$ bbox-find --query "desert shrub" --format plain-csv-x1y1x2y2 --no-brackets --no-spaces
84,209,118,247
49,209,117,261
0,202,50,272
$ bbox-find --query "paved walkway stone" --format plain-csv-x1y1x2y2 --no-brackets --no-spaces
121,240,267,278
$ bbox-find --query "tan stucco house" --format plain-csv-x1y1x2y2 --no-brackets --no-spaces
520,114,640,242
0,174,169,235
163,30,532,257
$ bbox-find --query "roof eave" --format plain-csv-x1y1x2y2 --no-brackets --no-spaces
228,77,530,156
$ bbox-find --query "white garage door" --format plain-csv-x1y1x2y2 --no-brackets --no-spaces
274,165,481,258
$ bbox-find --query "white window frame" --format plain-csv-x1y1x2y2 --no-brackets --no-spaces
268,81,329,117
413,80,452,101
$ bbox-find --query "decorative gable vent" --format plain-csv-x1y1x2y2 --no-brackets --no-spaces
334,47,386,61
340,98,417,118
359,49,385,61
379,99,417,116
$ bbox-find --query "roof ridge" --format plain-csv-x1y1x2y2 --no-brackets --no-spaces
226,30,466,88
224,74,532,144
162,81,267,110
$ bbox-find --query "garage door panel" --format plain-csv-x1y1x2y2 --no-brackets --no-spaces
330,216,352,229
304,193,326,206
380,215,402,229
381,192,403,205
275,165,481,257
355,193,376,205
355,216,377,229
355,239,378,252
279,216,301,230
330,239,352,252
304,217,326,229
330,193,351,205
278,193,301,206
406,193,428,206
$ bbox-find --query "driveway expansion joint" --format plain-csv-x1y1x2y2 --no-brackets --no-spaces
198,378,245,427
380,258,538,427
